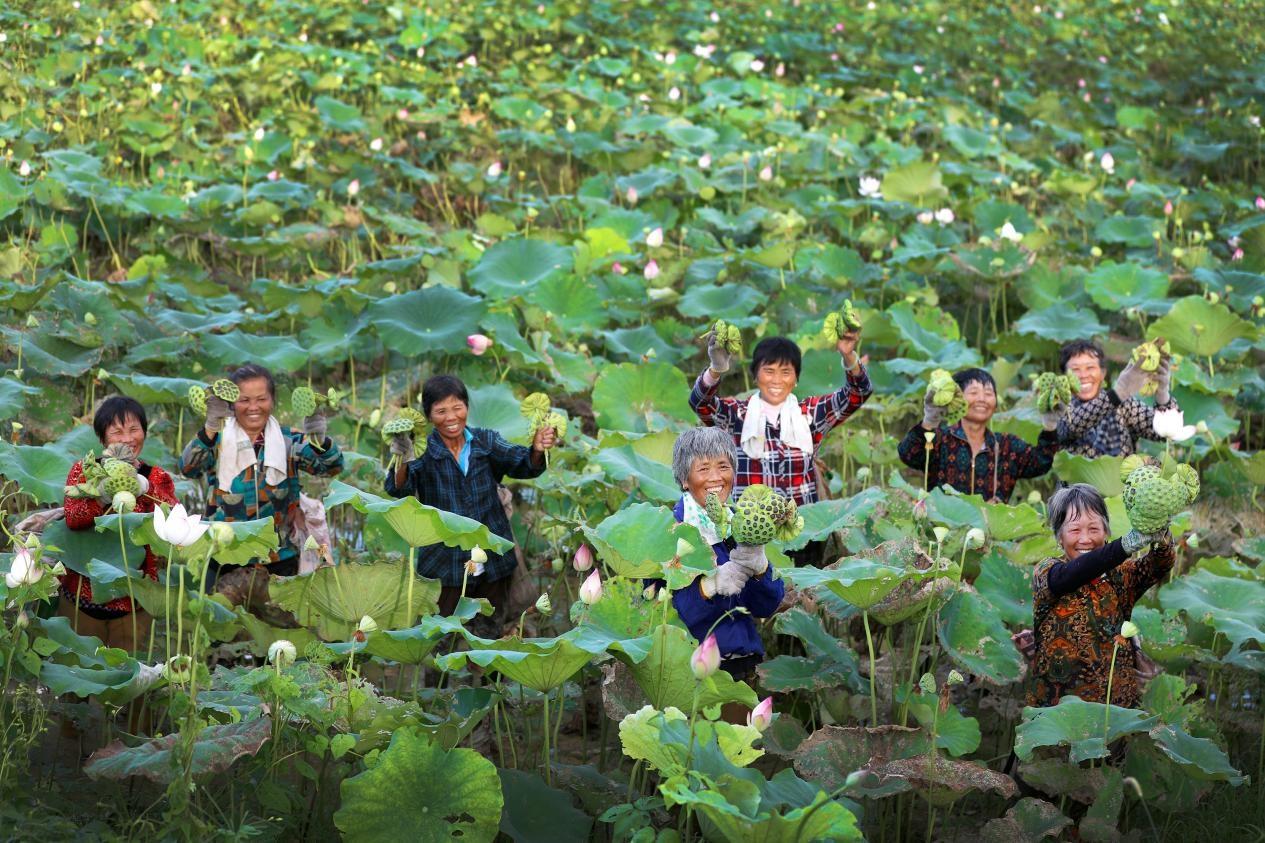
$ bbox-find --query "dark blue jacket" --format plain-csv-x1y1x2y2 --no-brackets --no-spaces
668,497,785,659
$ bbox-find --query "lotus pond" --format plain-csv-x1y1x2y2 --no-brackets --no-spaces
2,0,1265,840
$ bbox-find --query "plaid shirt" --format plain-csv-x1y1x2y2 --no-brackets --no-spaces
179,426,344,565
689,364,873,505
1058,389,1178,458
384,426,544,587
897,422,1058,503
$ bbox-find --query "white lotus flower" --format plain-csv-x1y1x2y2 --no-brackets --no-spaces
1100,152,1115,174
646,227,664,248
254,127,266,141
858,176,882,198
1153,407,1196,442
486,161,502,178
18,160,31,177
268,640,297,668
5,546,42,589
998,221,1023,242
935,208,955,224
750,59,765,73
668,86,681,101
153,504,210,548
917,211,934,225
697,153,711,169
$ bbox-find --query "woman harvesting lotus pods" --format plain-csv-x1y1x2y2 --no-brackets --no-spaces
178,363,344,595
1028,482,1176,708
689,314,870,566
60,396,178,652
384,374,557,628
645,427,786,684
1058,338,1181,457
898,367,1059,502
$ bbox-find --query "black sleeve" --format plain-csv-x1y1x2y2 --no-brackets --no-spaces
1045,538,1128,598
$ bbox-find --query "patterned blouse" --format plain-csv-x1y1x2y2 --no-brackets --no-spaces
897,422,1058,503
1029,539,1175,708
1057,389,1177,458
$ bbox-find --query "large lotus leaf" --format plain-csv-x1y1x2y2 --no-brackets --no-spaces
313,95,365,131
605,324,686,365
662,781,862,843
0,327,102,377
367,287,487,355
0,425,102,504
498,769,592,843
469,238,573,298
792,724,928,799
677,284,764,323
621,624,758,710
785,539,937,610
1148,295,1258,358
528,273,609,333
234,612,319,659
1015,696,1158,763
105,371,206,405
570,577,663,664
1159,568,1265,656
937,588,1023,684
1095,215,1162,248
465,382,531,441
982,798,1072,843
591,362,694,433
1121,738,1215,814
200,331,310,373
324,481,514,553
96,511,279,567
1084,262,1170,312
1147,724,1245,784
40,659,160,706
591,445,681,503
880,160,948,205
85,717,270,784
334,729,502,843
42,518,146,586
769,609,863,690
1129,605,1199,665
982,500,1046,541
925,489,987,530
1014,306,1108,343
782,487,886,551
973,551,1032,626
269,560,441,640
437,629,605,693
869,577,956,627
1076,766,1123,843
620,705,764,778
122,574,241,641
1051,452,1124,496
582,502,715,585
880,755,1017,807
364,612,477,664
0,376,40,417
1017,758,1110,803
898,687,981,757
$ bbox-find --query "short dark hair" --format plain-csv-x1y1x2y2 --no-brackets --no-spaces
1059,339,1106,372
422,374,469,418
953,368,995,392
93,395,148,442
1047,483,1111,538
230,363,276,398
749,336,802,378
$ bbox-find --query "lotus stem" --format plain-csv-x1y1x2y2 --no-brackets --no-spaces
541,689,552,786
863,610,878,725
118,517,138,655
405,545,416,627
1103,639,1121,754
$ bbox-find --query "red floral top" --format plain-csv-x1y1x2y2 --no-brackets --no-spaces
59,460,178,615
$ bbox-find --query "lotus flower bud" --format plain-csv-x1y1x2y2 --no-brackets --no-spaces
933,526,950,543
470,546,488,565
357,615,378,635
535,592,552,614
646,227,664,248
550,557,563,573
912,498,927,521
691,634,721,680
1027,490,1043,506
210,522,235,547
369,408,382,427
923,431,935,444
1120,621,1139,639
844,769,869,790
964,528,987,550
1186,533,1199,549
643,585,657,601
573,544,594,572
1195,420,1209,434
14,610,30,629
4,547,41,589
111,491,137,513
268,640,297,668
748,696,774,731
658,586,671,603
164,654,194,683
855,466,871,481
579,569,602,604
466,334,494,356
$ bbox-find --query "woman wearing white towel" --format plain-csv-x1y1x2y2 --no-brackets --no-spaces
688,330,871,566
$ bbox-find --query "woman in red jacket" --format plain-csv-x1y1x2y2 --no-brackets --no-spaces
60,396,178,653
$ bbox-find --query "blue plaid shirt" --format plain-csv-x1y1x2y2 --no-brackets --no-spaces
384,426,544,586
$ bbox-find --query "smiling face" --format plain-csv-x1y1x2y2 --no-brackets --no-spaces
428,395,469,442
684,454,735,508
756,359,798,405
1059,508,1108,561
961,379,997,425
1066,352,1106,401
101,414,146,459
233,377,275,437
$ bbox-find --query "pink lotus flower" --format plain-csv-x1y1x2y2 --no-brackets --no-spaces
466,334,493,355
691,634,720,679
1233,248,1244,261
347,179,360,198
1164,200,1173,216
487,161,502,178
579,569,602,604
917,211,934,225
758,165,773,182
1256,196,1265,211
698,153,711,169
267,170,279,181
775,62,785,77
1100,152,1115,174
644,260,660,280
748,696,774,731
646,227,664,248
573,544,594,572
396,109,410,121
626,185,638,204
612,262,626,275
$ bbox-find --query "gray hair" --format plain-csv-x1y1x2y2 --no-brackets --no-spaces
1047,483,1110,538
671,427,738,489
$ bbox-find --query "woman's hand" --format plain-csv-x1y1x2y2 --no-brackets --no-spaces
1154,355,1173,405
1113,359,1148,400
532,425,558,453
204,395,232,435
835,329,861,365
706,327,733,376
921,383,946,430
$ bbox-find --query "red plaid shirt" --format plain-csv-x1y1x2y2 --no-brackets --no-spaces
689,364,872,504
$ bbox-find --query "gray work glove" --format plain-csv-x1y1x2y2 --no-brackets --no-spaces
204,395,232,435
706,328,733,375
301,412,328,443
922,383,946,429
1122,528,1165,555
389,432,414,462
1113,359,1148,401
713,544,769,596
1040,407,1063,432
1154,356,1172,405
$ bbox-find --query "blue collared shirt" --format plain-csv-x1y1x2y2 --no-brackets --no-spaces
457,427,473,475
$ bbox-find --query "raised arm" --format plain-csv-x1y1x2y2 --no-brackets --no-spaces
179,430,219,479
689,369,744,433
487,430,546,481
1012,430,1060,480
290,430,344,477
807,362,873,436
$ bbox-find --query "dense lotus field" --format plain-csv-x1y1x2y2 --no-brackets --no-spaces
2,0,1265,839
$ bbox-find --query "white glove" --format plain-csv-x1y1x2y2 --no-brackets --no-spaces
706,329,733,375
713,544,769,596
205,395,232,434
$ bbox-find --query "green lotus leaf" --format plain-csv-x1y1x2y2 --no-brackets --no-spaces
498,769,593,843
677,284,764,323
1147,295,1259,358
466,382,531,441
880,160,948,205
1051,452,1124,496
437,628,606,693
973,551,1032,627
769,609,864,691
605,324,687,365
936,588,1023,684
0,326,102,378
325,481,514,553
925,489,987,530
591,362,694,434
527,273,609,333
620,624,758,711
201,330,310,373
662,779,862,842
42,518,146,589
105,371,206,405
315,95,366,131
590,445,680,504
96,511,279,567
785,539,936,610
582,502,715,585
1095,215,1162,248
0,376,40,417
869,576,956,627
1013,306,1108,344
981,798,1072,843
1084,261,1170,312
469,238,573,298
85,718,271,784
879,754,1017,807
898,686,981,757
269,559,441,640
367,287,487,355
335,729,502,843
234,612,319,659
363,610,480,665
1129,605,1199,665
0,425,100,504
1159,568,1265,658
1147,724,1246,785
943,124,1001,159
782,487,886,552
570,576,661,664
1015,696,1158,763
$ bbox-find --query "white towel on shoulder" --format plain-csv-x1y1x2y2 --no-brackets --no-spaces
217,416,289,492
739,393,814,459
